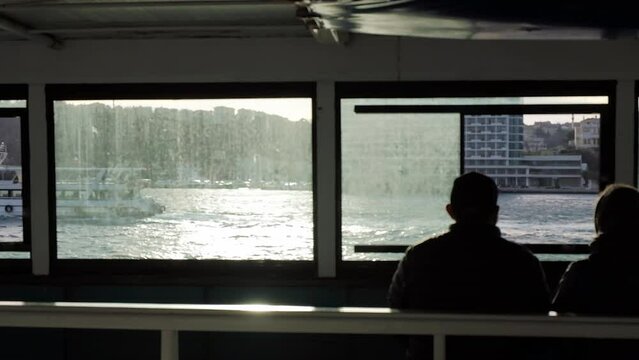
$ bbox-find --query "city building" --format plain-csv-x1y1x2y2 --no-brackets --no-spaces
465,115,584,188
574,117,600,149
523,125,549,152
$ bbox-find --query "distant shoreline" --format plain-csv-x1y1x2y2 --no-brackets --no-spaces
499,187,597,194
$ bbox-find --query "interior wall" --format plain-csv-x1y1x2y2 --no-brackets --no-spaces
1,35,639,82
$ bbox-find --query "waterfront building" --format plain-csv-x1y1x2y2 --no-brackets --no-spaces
523,125,548,152
465,115,585,189
574,117,600,149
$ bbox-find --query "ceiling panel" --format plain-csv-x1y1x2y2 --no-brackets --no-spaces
0,0,309,43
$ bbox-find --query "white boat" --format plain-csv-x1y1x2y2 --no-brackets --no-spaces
0,168,22,217
0,142,22,217
2,154,164,220
3,142,164,219
55,167,165,218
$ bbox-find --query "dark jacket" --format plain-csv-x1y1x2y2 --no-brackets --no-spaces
553,231,639,315
552,231,639,360
388,223,550,360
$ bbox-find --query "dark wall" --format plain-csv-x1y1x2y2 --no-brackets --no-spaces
0,261,569,360
0,283,402,360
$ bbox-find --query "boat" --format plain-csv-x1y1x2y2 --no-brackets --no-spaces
3,141,163,219
0,142,22,217
0,168,22,217
55,167,165,218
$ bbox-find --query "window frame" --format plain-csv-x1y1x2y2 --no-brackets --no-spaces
46,83,319,279
336,81,616,273
0,85,28,104
634,82,639,187
0,84,31,255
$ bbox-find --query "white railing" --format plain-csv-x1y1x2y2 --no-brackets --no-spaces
2,301,639,360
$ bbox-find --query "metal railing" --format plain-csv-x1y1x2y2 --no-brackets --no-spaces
2,301,639,360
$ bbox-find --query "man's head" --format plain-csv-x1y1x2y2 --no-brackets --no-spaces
594,184,639,234
446,172,499,225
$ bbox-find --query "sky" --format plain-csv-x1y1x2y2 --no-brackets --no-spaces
523,113,600,125
520,97,604,124
67,99,313,122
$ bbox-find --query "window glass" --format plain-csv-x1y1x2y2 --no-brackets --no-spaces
54,98,313,260
466,113,600,247
0,115,24,254
521,97,607,105
0,100,26,108
342,94,606,261
341,99,460,260
0,252,29,259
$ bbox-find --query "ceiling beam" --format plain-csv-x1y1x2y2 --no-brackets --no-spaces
0,13,63,48
0,0,293,11
31,25,307,34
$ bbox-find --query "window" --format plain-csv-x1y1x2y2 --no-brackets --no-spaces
341,99,460,261
474,113,602,247
51,85,314,260
0,107,29,258
338,82,613,262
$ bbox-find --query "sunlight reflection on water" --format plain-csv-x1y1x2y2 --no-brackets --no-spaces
1,189,599,260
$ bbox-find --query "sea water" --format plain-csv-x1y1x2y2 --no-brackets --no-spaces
0,189,597,260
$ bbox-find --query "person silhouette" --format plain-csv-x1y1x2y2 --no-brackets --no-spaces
552,184,639,360
552,184,639,359
388,171,550,360
554,184,639,314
